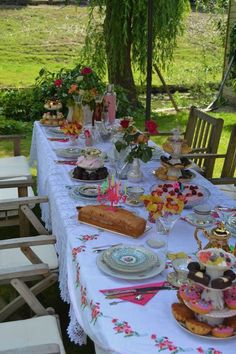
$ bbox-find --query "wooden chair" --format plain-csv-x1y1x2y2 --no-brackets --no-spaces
0,135,35,227
0,315,65,353
159,106,224,178
0,197,58,321
186,124,236,198
0,195,49,237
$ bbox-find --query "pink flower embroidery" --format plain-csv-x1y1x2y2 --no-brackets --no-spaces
90,301,101,324
75,263,80,287
72,246,86,260
78,233,99,242
80,286,88,309
112,319,139,337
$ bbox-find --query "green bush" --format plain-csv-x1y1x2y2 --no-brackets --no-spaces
0,69,132,122
0,115,31,134
0,88,43,122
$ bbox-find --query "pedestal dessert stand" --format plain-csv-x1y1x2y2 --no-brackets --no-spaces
154,129,193,181
40,99,64,126
174,248,236,338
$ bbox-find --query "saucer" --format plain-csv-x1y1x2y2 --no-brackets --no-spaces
125,198,144,207
185,212,215,227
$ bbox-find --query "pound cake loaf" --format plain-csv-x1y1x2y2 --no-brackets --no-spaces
78,205,146,238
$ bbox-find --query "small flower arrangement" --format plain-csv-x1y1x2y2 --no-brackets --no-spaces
60,121,83,136
140,193,185,221
35,64,105,110
115,125,153,163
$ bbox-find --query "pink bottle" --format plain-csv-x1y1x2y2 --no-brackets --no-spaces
103,84,116,125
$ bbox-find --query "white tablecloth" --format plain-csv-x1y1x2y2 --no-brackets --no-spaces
30,121,236,354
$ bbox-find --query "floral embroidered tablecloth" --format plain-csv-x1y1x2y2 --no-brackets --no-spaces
30,121,236,354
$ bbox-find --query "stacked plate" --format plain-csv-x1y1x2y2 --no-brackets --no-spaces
97,245,165,280
69,184,99,200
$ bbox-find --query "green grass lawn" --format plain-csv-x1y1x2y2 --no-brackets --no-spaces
0,7,224,90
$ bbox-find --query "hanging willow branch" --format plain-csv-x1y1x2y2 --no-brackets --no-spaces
81,0,190,78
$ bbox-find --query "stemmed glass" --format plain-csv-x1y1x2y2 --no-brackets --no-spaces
158,212,180,236
151,211,181,262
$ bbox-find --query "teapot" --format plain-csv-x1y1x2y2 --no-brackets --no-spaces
194,222,233,253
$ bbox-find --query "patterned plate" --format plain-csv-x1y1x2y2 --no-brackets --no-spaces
97,251,165,280
48,127,65,137
102,245,159,273
55,147,82,159
78,184,99,198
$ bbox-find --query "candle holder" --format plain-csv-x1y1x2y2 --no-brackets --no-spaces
97,177,126,210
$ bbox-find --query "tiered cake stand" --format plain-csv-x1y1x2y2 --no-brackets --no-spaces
174,248,236,339
154,130,193,181
40,99,64,126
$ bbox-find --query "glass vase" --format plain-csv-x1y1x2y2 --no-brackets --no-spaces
66,103,84,124
127,158,143,183
69,135,78,146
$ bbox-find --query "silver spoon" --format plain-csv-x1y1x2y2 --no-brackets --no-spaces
109,294,143,305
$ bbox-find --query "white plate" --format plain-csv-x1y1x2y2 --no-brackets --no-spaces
96,251,165,280
173,316,236,340
150,183,210,209
184,213,215,227
69,184,99,199
69,169,108,183
125,198,144,207
183,298,236,318
55,147,82,159
48,128,65,137
102,245,159,273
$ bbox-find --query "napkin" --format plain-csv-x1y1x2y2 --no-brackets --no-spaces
100,281,168,306
48,137,69,142
55,160,77,165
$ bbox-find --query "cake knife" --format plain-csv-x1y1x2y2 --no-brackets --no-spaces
103,285,173,297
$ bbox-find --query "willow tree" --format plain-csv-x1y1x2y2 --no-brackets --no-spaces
82,0,190,104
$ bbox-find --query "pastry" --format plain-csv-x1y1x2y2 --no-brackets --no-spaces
72,166,108,181
198,249,233,268
211,277,232,289
225,293,236,309
187,261,202,272
171,303,194,322
179,284,202,302
188,271,210,286
78,205,147,238
188,299,213,314
76,156,104,170
223,269,236,281
185,319,212,335
212,326,234,338
224,316,236,330
224,284,236,297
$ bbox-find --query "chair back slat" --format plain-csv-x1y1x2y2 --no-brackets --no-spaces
221,125,236,178
185,106,224,178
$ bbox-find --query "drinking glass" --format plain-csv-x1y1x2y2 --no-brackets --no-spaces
158,212,180,236
215,206,234,223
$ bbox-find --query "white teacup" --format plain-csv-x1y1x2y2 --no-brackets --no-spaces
126,186,144,202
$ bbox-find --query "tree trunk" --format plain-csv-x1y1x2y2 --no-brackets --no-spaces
104,1,138,106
